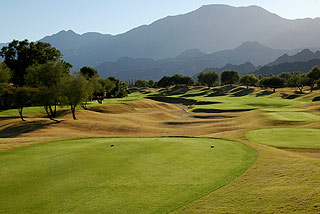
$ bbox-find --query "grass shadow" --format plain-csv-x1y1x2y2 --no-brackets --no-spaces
231,88,254,97
206,86,237,97
147,96,197,106
255,90,274,97
181,91,208,97
281,93,301,99
192,108,254,113
0,121,55,138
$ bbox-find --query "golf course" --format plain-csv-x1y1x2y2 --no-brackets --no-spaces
1,86,320,213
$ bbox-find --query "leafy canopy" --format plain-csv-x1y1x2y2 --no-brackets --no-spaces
197,71,219,88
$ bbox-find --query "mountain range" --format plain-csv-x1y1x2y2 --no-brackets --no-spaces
35,4,320,72
1,4,320,79
96,41,298,80
254,49,320,76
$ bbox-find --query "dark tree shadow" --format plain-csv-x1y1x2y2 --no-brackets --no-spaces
193,115,235,119
281,93,301,99
206,86,237,97
195,101,222,105
255,90,274,97
181,91,208,97
312,96,320,102
192,108,254,113
0,121,55,138
147,96,197,106
232,88,254,97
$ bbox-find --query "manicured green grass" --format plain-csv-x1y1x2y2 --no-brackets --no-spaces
247,128,320,149
264,112,320,121
164,89,309,111
0,137,256,214
190,96,308,110
0,106,48,116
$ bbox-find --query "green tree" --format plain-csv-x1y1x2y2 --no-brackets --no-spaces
239,74,258,88
197,71,219,88
107,77,128,98
221,70,240,86
307,66,320,91
7,86,38,121
79,66,98,79
62,75,89,120
134,79,148,87
171,74,194,86
287,73,312,93
157,76,173,88
93,78,116,104
0,63,12,96
25,61,71,117
147,80,155,88
260,76,285,92
0,40,62,86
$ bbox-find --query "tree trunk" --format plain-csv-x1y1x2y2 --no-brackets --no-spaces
18,107,25,121
44,106,50,117
71,106,77,120
49,106,54,117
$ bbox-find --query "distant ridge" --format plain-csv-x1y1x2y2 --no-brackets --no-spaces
96,41,295,80
203,62,257,75
254,59,320,76
40,30,112,51
266,49,320,66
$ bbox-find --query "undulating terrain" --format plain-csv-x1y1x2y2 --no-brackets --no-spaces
1,86,320,213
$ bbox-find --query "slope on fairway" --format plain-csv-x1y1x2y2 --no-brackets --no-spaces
0,137,256,214
247,128,320,149
264,112,320,121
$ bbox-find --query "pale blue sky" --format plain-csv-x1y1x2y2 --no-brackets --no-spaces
1,0,320,42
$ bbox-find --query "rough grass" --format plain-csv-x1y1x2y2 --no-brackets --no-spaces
246,128,320,149
0,137,256,214
264,112,320,121
1,86,320,213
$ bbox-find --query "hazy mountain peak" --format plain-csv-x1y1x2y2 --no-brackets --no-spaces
236,41,272,51
175,49,206,59
298,49,314,56
267,49,320,66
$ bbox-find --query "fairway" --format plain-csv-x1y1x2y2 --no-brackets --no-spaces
264,112,320,121
247,128,320,149
0,137,256,214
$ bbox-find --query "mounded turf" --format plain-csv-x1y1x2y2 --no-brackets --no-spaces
247,128,320,149
0,137,256,214
264,112,320,121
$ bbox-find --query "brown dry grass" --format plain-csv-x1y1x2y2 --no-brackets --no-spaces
1,89,320,213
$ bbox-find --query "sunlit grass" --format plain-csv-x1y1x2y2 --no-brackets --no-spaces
247,128,320,149
0,137,256,214
264,112,320,121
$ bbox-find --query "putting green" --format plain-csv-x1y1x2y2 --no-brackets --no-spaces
247,128,320,149
264,112,320,121
0,138,256,214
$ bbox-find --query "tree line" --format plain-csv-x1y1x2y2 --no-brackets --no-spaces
0,40,129,121
131,68,320,93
